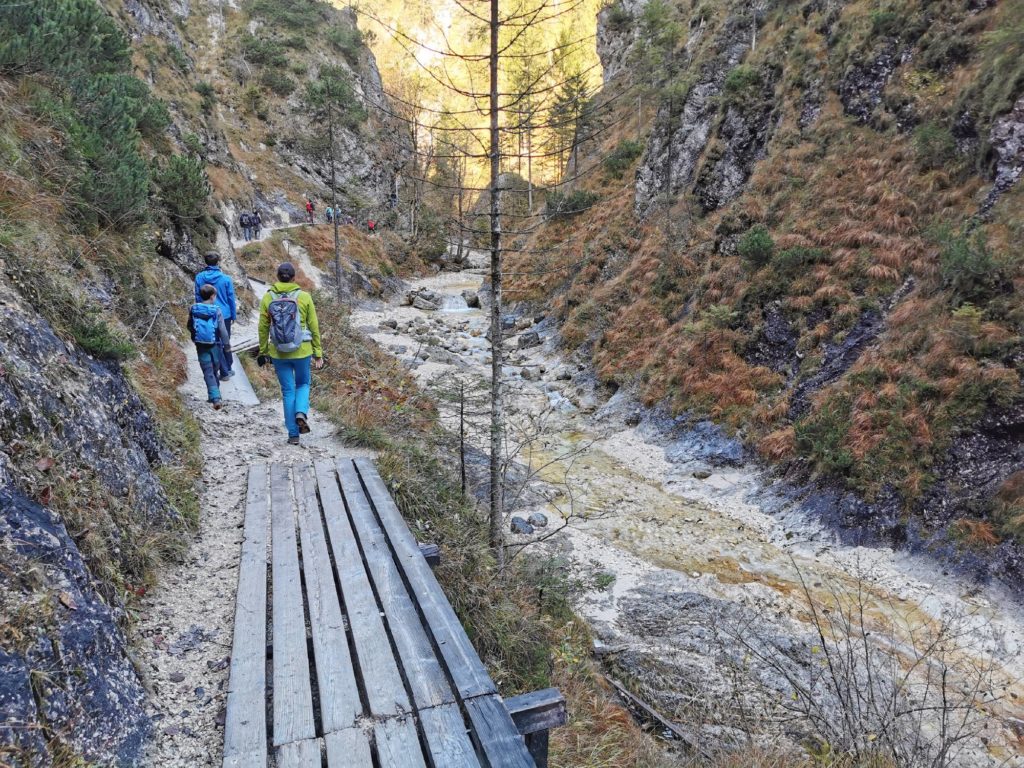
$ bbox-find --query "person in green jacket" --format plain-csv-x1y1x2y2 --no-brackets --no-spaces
257,263,324,445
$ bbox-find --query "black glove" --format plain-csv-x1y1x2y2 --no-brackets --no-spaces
257,354,269,368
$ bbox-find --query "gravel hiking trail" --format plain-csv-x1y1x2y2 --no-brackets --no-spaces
137,284,370,767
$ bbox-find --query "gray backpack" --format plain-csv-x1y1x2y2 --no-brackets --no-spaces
267,289,303,352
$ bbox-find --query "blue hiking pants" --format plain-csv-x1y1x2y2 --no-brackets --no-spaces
196,344,222,402
272,356,312,438
219,318,233,376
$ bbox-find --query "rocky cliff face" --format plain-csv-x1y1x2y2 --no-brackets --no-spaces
633,3,775,217
0,0,410,763
109,0,411,251
511,0,1024,590
0,282,172,763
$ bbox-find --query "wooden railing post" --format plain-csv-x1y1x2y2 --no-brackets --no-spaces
504,688,566,768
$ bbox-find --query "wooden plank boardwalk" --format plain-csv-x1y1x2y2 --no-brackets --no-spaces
222,458,562,767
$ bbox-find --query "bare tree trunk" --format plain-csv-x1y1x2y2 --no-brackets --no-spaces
460,380,467,495
457,156,465,262
488,0,505,568
663,94,674,258
527,130,533,212
637,94,642,142
329,106,343,302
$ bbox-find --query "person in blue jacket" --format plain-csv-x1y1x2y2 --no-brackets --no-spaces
188,285,230,409
194,252,237,379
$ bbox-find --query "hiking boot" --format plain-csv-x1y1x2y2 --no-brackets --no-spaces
212,399,223,410
295,412,311,434
287,436,300,446
219,370,235,381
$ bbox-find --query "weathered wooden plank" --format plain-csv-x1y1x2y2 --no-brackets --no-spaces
352,458,496,700
275,737,321,768
222,750,265,768
293,463,362,733
418,542,441,568
270,463,315,746
333,460,454,710
325,728,373,767
418,704,481,768
464,696,536,768
222,463,270,768
315,460,409,717
374,716,428,768
504,688,567,734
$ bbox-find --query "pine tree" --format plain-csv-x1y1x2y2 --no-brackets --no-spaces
548,31,594,177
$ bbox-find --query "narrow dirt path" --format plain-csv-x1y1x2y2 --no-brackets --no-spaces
137,285,369,766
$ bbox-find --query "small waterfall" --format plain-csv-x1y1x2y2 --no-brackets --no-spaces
441,294,470,312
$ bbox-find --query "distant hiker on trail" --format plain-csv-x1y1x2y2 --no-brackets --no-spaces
239,211,252,241
257,262,324,445
194,252,237,380
326,206,334,223
188,284,230,410
367,218,376,234
252,210,263,239
305,198,315,225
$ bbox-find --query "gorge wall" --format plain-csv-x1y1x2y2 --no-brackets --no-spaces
511,0,1024,590
0,0,409,763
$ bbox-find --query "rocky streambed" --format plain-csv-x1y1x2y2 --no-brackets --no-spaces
353,265,1024,766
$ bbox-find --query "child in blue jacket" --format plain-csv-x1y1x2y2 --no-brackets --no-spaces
188,284,230,409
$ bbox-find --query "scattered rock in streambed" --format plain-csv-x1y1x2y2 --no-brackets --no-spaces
517,330,541,349
661,420,745,468
693,469,712,480
413,295,440,311
527,512,549,528
379,318,398,330
461,289,481,308
550,365,573,381
510,517,535,535
521,366,542,382
408,288,443,310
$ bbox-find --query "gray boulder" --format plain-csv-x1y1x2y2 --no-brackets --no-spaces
409,292,438,311
527,512,549,528
461,289,481,308
510,517,535,535
518,331,541,349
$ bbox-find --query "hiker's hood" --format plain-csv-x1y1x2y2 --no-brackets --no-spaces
270,282,301,293
198,266,228,283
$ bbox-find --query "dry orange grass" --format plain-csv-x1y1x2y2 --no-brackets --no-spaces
951,518,1002,548
758,427,797,460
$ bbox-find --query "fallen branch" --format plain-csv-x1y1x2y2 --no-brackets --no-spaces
140,302,169,342
606,676,712,759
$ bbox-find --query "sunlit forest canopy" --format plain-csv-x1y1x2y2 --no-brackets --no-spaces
346,0,604,192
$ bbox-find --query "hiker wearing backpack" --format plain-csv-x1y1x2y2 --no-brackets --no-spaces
257,262,324,445
239,211,252,241
194,252,237,379
251,209,263,239
305,199,315,225
188,284,230,409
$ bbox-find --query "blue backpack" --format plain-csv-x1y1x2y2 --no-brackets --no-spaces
191,303,219,344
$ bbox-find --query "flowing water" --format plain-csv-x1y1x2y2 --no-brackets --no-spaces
353,267,1024,765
